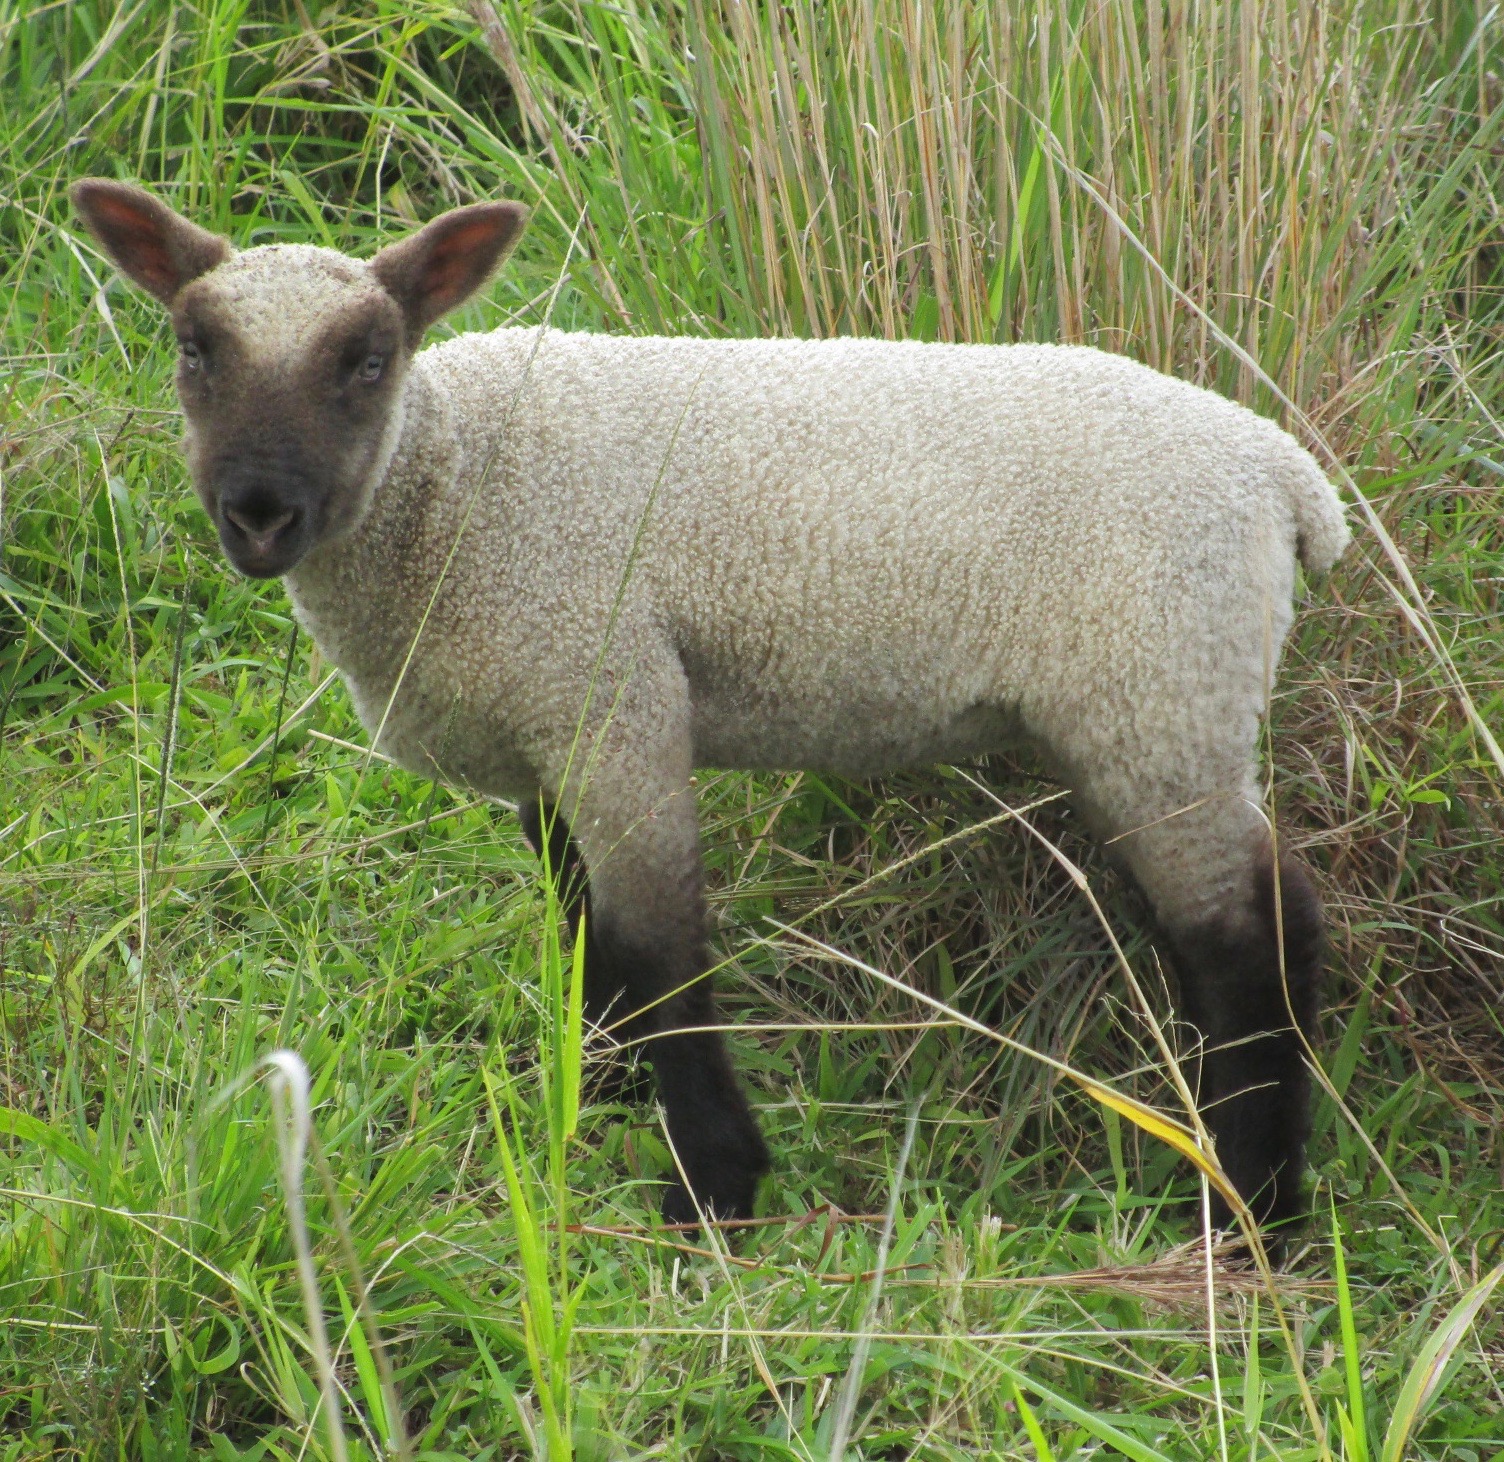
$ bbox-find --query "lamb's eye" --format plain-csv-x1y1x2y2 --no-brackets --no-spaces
359,352,385,383
180,340,202,371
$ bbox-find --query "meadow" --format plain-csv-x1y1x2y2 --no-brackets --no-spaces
2,1,1502,1457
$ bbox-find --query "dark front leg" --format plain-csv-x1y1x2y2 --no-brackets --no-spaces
518,796,648,1079
518,796,589,932
591,912,770,1226
531,761,768,1225
1169,852,1324,1231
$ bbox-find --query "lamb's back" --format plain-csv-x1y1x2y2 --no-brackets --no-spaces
419,329,1330,774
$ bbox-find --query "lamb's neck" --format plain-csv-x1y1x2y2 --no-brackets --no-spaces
282,360,457,687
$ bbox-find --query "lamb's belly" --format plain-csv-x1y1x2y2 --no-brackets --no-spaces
677,573,1026,775
689,682,1023,776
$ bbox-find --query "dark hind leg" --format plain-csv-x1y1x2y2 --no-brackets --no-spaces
1166,850,1324,1232
518,796,649,1096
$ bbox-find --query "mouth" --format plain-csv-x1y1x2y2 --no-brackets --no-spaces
219,501,307,578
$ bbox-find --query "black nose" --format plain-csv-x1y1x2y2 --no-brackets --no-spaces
222,493,301,557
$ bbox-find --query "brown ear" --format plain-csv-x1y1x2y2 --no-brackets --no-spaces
371,201,528,342
70,179,231,305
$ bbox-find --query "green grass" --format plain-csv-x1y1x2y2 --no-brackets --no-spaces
3,0,1503,1457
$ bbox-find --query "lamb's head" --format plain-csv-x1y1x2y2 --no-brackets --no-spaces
71,181,526,577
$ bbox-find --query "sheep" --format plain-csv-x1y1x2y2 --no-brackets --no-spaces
70,178,1350,1235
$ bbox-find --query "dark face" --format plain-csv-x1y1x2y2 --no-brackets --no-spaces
70,179,529,579
171,249,409,578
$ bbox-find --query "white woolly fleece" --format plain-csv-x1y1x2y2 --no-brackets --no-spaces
285,327,1348,935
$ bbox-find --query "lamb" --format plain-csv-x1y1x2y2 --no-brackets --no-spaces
70,178,1350,1235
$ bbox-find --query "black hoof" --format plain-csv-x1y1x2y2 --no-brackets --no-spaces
1209,1160,1308,1238
659,1122,770,1230
661,1169,760,1229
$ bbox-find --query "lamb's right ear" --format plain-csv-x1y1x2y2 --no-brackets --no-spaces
371,201,528,342
70,179,231,305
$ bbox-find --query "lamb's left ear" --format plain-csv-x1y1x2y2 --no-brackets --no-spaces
371,200,529,343
70,179,231,305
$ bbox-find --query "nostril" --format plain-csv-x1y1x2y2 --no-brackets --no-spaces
224,502,298,540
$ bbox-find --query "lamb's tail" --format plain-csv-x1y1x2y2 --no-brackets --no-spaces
1276,436,1350,575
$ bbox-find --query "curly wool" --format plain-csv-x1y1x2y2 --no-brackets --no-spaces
69,177,1351,1230
285,324,1348,932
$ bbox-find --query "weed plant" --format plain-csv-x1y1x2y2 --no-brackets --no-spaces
2,1,1502,1457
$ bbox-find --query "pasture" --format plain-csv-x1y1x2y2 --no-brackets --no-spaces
2,2,1501,1457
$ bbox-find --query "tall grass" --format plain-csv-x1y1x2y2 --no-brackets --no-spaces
2,0,1502,1457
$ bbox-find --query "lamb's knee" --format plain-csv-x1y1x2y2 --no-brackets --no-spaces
518,797,654,1096
1167,848,1324,1040
519,796,590,932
